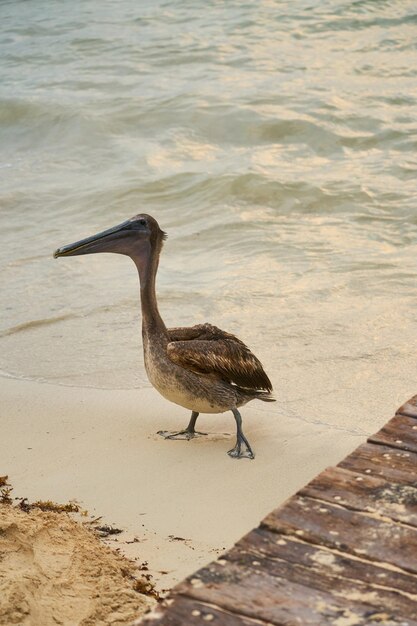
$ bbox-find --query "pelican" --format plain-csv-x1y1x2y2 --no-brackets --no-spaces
54,214,275,459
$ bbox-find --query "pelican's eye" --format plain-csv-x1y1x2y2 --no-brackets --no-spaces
138,218,147,227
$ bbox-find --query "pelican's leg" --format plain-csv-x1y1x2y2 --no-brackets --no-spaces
157,411,207,440
227,408,254,459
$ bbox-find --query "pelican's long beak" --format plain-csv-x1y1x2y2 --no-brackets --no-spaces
53,219,132,258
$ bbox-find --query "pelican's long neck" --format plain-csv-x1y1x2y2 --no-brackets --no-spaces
133,241,167,337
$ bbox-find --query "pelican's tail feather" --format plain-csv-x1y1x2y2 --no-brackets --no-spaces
256,391,276,402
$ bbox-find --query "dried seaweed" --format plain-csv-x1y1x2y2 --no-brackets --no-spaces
0,487,13,505
95,524,123,537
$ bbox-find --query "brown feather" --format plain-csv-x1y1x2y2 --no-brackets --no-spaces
166,324,272,392
168,323,247,345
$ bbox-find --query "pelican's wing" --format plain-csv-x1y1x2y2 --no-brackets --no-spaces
166,324,272,392
167,325,210,342
168,323,247,344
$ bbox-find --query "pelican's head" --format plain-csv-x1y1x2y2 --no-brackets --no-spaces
53,214,167,260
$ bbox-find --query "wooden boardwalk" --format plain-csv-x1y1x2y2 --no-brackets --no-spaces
140,396,417,626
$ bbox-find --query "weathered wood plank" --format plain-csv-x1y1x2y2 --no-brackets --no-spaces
339,441,417,486
300,465,417,526
139,597,271,626
174,557,417,626
235,526,417,597
220,528,417,617
262,495,417,574
368,414,417,453
397,395,417,419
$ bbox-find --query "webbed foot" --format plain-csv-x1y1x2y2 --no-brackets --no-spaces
227,444,255,460
157,430,207,441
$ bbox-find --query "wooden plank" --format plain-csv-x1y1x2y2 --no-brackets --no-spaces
139,596,270,626
262,495,417,574
339,441,417,486
368,414,417,453
397,395,417,419
299,465,417,526
173,555,417,626
220,528,417,616
236,526,417,597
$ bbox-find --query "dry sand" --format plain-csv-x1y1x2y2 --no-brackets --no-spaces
0,375,405,625
0,501,155,626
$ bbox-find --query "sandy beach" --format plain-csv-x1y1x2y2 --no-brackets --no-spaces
1,375,405,599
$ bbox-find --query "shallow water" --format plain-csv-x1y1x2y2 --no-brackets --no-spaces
1,0,417,430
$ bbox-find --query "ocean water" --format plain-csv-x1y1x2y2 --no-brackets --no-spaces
1,0,417,431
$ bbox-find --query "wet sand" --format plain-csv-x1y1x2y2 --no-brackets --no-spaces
1,375,396,600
